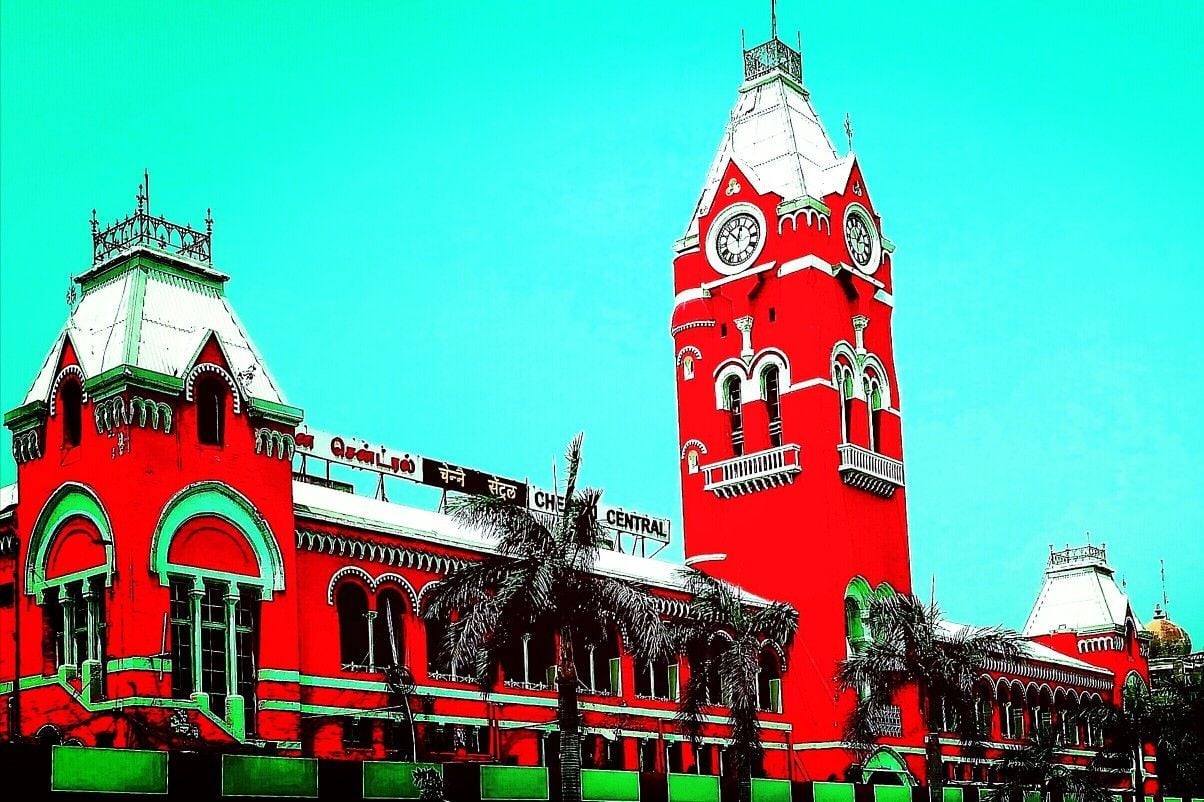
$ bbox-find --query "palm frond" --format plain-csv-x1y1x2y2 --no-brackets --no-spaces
590,576,671,661
748,602,799,648
446,493,556,559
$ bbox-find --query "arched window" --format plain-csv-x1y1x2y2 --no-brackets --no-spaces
336,582,370,670
635,655,677,701
682,355,695,381
762,365,782,447
426,615,457,679
837,366,855,443
61,380,83,447
866,377,884,452
196,377,226,445
502,626,557,690
573,628,621,696
756,648,782,713
373,588,406,669
723,376,743,456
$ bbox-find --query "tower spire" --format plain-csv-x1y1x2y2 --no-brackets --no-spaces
771,0,778,41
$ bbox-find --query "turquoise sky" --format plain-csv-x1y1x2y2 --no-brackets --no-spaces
2,2,1201,639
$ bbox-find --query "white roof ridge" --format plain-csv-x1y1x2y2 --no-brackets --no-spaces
291,480,769,604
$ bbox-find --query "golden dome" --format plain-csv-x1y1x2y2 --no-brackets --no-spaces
1147,605,1192,658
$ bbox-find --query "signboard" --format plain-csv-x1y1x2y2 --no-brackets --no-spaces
527,487,671,544
420,459,528,505
294,426,668,546
294,427,422,481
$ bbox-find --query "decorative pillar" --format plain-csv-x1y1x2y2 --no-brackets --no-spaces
60,595,77,667
365,610,378,672
852,315,869,353
521,633,531,685
189,580,205,702
735,316,755,363
224,585,246,739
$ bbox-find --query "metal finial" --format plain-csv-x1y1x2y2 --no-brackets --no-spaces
844,113,854,153
144,169,150,215
136,184,145,214
770,0,777,41
205,208,213,236
90,209,98,234
1161,558,1168,608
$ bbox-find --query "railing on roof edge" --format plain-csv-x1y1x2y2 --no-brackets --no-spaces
743,38,802,83
1048,544,1107,567
91,206,212,266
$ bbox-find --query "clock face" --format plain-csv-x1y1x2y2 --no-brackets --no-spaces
844,210,875,270
715,213,761,267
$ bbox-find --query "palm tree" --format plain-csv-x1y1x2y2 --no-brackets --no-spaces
1092,674,1204,795
986,724,1115,802
674,569,798,802
837,594,1020,790
422,435,672,802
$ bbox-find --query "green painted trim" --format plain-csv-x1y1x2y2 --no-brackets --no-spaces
813,782,856,802
51,745,167,794
78,253,228,294
150,481,285,597
3,399,47,432
881,236,896,253
122,266,149,365
363,761,442,800
582,769,641,802
667,772,719,802
26,483,115,601
85,364,184,402
751,778,792,802
258,668,301,683
481,765,549,801
105,656,171,673
865,746,915,785
222,754,317,798
944,790,965,802
280,670,790,730
247,397,305,425
777,195,832,216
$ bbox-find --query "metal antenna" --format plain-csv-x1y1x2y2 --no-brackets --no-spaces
771,0,777,40
144,169,150,215
1160,558,1168,608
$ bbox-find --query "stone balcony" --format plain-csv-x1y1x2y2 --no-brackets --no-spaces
837,443,905,498
701,444,801,498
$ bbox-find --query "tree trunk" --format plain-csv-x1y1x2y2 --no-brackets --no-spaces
737,766,752,802
558,627,581,802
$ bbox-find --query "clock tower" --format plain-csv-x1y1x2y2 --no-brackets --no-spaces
672,33,916,776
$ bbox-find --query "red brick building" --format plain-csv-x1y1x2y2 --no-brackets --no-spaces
0,29,1158,796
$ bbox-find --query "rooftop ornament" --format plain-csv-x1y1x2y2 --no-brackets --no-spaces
91,171,212,266
743,37,802,83
1048,543,1107,568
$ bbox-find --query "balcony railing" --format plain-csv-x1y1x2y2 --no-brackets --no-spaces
837,443,905,498
868,704,902,737
92,207,212,266
743,37,803,83
1049,544,1107,568
701,444,801,498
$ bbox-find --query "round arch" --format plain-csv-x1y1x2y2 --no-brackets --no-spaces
150,482,284,598
863,747,916,786
26,482,115,601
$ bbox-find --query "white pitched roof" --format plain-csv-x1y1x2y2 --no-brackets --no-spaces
687,73,849,236
937,620,1109,675
23,251,287,407
1023,557,1138,637
0,483,16,512
292,480,769,603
